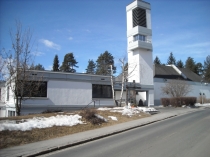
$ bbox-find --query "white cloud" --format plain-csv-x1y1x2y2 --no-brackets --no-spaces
184,42,210,48
40,39,60,50
68,37,73,40
31,51,45,56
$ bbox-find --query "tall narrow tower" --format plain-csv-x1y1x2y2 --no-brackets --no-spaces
126,0,154,106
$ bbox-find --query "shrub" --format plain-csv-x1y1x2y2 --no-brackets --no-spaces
42,109,63,113
161,97,197,107
80,108,105,125
161,98,170,107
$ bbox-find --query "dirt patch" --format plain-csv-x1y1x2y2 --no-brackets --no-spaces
0,109,150,149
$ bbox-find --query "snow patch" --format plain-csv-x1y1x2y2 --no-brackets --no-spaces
0,114,84,131
108,116,118,121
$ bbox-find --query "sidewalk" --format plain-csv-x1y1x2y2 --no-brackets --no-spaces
0,107,205,157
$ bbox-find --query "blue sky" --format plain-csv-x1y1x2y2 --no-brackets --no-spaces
0,0,210,75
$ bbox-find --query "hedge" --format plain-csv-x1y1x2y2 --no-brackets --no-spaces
161,97,196,107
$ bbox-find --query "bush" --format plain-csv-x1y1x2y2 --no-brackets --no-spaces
80,108,105,125
42,109,63,113
161,97,196,107
161,98,170,107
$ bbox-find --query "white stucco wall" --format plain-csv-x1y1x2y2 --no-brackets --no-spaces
154,78,210,106
23,80,92,106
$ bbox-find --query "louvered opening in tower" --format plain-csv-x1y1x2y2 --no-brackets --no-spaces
133,7,146,28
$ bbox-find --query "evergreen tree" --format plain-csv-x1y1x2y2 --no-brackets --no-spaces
154,56,161,65
30,63,45,70
86,59,96,74
176,60,184,68
96,51,116,75
167,52,176,65
203,55,210,82
53,54,60,71
185,57,197,74
60,52,78,73
34,64,45,70
195,62,203,76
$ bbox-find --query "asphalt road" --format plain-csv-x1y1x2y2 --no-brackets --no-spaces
45,109,210,157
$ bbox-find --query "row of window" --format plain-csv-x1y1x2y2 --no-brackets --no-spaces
6,82,112,99
134,34,146,42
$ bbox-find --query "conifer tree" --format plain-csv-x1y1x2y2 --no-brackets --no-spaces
34,64,45,70
96,51,116,75
176,60,184,68
60,53,78,73
154,56,161,65
203,55,210,82
86,59,96,74
185,57,197,74
195,62,203,76
167,52,176,65
53,54,59,71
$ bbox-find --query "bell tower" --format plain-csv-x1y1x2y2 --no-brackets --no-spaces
126,0,154,106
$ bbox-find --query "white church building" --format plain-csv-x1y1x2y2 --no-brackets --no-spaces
0,0,209,117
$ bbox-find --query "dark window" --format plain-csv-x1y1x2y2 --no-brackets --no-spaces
8,110,15,117
18,81,47,97
7,86,9,101
133,7,147,28
92,84,112,98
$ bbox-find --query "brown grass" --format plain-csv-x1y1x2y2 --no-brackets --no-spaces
0,109,150,149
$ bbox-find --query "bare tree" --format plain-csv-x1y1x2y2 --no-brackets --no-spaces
2,21,44,116
118,57,137,106
161,79,192,98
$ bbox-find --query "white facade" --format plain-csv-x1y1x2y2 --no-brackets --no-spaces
154,78,210,105
126,0,154,106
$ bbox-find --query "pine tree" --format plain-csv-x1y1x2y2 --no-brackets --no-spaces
176,60,184,68
185,57,197,74
60,53,78,73
167,52,176,65
195,62,203,76
86,59,96,74
154,56,161,65
203,55,210,82
95,51,116,75
53,54,60,71
34,64,45,70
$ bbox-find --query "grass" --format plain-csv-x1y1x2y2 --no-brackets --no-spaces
0,108,150,149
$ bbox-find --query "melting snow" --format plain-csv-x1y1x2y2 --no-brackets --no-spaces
0,114,84,131
108,116,118,121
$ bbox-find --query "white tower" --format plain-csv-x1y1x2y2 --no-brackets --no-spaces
126,0,154,106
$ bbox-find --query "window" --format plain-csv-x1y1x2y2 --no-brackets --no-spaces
92,84,112,98
134,34,146,42
18,81,47,97
7,86,9,101
8,110,15,117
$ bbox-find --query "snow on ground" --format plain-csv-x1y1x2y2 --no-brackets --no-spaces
108,116,118,121
195,103,210,107
98,106,158,117
0,114,84,131
0,106,159,131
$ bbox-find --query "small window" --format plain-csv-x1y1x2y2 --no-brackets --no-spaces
7,86,9,101
8,110,15,117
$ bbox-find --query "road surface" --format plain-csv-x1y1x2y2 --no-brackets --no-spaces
45,109,210,157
